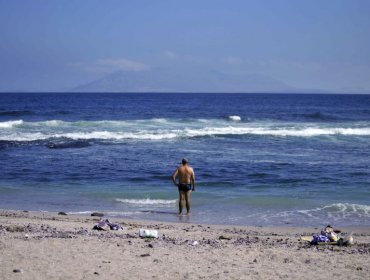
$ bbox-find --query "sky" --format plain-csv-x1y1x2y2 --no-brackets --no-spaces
0,0,370,92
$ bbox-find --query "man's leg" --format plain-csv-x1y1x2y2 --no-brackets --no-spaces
185,191,191,215
178,191,185,215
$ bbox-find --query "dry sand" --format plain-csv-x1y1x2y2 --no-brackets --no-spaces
0,209,369,280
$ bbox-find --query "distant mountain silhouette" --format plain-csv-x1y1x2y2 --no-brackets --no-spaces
71,67,300,93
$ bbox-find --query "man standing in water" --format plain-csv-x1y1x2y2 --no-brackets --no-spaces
172,158,196,215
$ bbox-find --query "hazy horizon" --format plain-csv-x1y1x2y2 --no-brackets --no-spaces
1,0,370,93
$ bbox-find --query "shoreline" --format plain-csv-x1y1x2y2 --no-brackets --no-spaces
1,209,369,279
3,207,370,230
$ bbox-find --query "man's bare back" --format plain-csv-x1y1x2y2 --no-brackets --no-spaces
172,158,196,215
177,165,194,185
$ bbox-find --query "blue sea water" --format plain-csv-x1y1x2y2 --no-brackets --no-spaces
0,92,369,227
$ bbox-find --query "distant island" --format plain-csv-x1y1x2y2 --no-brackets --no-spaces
70,68,305,93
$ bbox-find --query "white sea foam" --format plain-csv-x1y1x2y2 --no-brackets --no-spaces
0,120,23,128
327,203,370,214
2,127,370,141
44,120,65,126
59,131,179,141
115,198,177,206
67,211,99,215
1,118,370,141
297,203,370,217
228,115,241,121
254,203,370,226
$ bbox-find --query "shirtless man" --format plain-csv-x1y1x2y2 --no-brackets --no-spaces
172,158,196,215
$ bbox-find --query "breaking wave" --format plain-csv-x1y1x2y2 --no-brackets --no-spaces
297,203,370,218
228,115,241,121
0,120,24,128
0,119,369,142
256,203,370,226
115,198,177,206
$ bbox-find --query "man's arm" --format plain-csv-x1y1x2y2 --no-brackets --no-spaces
191,170,195,191
172,169,178,186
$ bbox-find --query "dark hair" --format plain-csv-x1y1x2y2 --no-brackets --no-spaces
182,158,189,165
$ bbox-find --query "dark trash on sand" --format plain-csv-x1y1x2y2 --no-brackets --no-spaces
91,212,104,217
93,219,123,231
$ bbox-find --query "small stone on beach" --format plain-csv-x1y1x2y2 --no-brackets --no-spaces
219,235,232,240
91,212,104,217
13,269,23,273
6,225,25,232
140,253,151,257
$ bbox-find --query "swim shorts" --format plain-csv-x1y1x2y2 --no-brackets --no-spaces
178,183,192,192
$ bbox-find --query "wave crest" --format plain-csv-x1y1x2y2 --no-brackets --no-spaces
1,118,370,142
297,203,370,218
228,115,241,121
115,198,177,206
0,120,23,128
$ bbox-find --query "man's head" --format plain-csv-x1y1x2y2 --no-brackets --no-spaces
182,158,189,165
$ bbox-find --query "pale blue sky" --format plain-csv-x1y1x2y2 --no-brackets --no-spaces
1,0,369,92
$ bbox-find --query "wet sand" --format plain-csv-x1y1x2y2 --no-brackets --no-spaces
0,209,369,279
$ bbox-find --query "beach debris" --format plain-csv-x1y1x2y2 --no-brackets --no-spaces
140,253,151,257
192,241,199,246
91,212,104,217
94,272,100,275
13,269,23,273
219,235,232,240
139,229,158,238
58,212,67,216
93,219,123,231
344,234,354,246
110,224,123,231
304,225,353,246
6,225,25,232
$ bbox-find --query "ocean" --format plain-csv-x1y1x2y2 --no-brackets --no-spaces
0,92,369,227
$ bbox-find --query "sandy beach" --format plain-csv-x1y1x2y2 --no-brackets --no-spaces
0,209,369,279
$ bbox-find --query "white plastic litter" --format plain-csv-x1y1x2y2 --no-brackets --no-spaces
139,229,158,238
